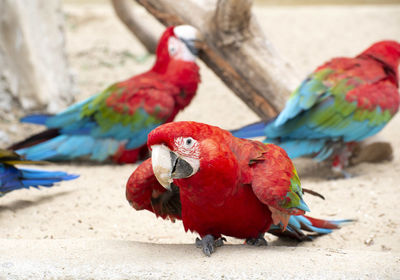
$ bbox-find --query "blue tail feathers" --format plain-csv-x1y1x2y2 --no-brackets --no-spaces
268,215,352,241
20,114,53,125
230,121,271,138
1,164,79,196
17,135,121,162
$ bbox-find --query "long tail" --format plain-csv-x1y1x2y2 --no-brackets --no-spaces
268,215,353,241
19,168,79,187
8,114,59,151
8,129,60,151
15,134,122,162
230,120,272,139
1,167,79,196
20,114,53,125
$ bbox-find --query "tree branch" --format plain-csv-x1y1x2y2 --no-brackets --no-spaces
132,0,300,119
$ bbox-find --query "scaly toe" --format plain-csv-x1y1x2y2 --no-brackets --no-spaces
246,235,268,246
214,237,226,247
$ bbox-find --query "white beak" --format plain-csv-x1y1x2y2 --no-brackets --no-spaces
151,144,200,191
151,144,174,190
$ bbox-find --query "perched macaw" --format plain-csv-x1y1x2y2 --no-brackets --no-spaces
10,25,201,163
126,121,348,256
0,149,78,196
231,41,400,177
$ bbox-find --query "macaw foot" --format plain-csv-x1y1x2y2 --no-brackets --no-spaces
246,234,268,246
341,170,353,179
331,147,356,179
195,235,226,256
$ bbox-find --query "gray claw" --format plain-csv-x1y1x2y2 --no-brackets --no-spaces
195,235,225,256
214,237,226,247
246,234,268,246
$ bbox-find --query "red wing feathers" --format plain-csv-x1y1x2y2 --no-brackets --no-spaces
126,158,181,221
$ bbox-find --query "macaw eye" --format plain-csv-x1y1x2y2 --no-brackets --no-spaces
168,37,179,55
169,45,177,55
183,137,195,148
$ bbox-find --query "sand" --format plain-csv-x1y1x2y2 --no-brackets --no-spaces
1,2,400,279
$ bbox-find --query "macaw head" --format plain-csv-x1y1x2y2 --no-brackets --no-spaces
152,25,202,110
147,121,238,191
359,40,400,79
152,25,201,73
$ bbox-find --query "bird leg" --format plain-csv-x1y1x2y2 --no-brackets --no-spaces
195,235,226,256
331,143,355,179
246,233,268,246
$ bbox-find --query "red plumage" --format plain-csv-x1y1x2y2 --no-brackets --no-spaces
314,41,400,114
110,27,201,162
127,122,345,254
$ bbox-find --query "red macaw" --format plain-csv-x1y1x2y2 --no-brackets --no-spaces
231,41,400,177
126,121,348,256
10,25,201,164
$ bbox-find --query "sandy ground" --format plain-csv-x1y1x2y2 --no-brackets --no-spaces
1,2,400,279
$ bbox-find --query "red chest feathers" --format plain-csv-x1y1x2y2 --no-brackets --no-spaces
179,183,272,239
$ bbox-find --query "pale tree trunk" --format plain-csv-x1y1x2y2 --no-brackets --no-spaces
112,0,300,119
0,0,75,120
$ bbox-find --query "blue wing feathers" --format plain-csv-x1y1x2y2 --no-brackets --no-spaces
275,94,301,126
16,91,164,161
232,71,390,160
45,95,97,128
265,139,330,159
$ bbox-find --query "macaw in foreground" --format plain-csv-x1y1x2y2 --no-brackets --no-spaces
0,149,78,197
231,41,400,177
126,122,348,256
10,25,201,163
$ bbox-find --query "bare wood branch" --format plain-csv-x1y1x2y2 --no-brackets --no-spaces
214,0,253,46
134,0,300,119
198,42,279,118
111,0,158,53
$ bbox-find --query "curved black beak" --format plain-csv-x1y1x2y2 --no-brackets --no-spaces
151,144,199,190
181,38,199,56
170,151,194,179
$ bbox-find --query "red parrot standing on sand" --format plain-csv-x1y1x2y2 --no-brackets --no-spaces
126,122,348,256
10,25,201,164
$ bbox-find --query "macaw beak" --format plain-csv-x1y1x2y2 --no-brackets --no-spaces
181,38,200,56
151,144,197,190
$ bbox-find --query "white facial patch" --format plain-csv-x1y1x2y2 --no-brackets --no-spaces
173,136,200,177
180,155,200,177
174,137,200,158
168,37,196,62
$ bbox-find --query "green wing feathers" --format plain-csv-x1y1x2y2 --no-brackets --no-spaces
250,144,309,229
